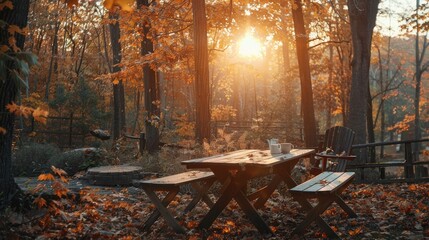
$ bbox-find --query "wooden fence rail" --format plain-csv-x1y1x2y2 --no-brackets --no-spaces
348,139,429,182
15,114,87,148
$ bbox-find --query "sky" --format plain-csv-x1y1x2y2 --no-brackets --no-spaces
377,0,417,36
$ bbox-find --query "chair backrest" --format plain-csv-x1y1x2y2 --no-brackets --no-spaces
322,126,355,172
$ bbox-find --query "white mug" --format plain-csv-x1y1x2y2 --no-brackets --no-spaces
281,143,294,153
270,144,282,154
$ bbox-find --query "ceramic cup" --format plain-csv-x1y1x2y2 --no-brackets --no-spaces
270,144,282,154
281,143,294,153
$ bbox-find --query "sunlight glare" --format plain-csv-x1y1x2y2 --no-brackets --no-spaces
238,33,262,58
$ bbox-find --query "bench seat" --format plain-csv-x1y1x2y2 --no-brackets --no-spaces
289,171,357,239
133,171,216,233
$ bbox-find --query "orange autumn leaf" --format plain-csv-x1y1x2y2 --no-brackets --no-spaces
51,166,67,177
408,184,417,191
348,226,362,236
32,107,49,124
38,173,55,181
33,197,47,208
6,102,20,113
112,79,120,85
6,102,32,118
0,127,6,135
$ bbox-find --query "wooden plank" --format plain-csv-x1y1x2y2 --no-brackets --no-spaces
318,172,355,192
289,172,333,192
181,149,256,164
183,149,315,169
304,172,342,193
135,171,214,188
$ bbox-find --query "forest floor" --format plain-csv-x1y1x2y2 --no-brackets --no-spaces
2,176,429,239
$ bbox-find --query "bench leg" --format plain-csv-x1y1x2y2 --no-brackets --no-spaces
334,194,357,218
293,196,340,239
184,178,216,213
143,188,185,233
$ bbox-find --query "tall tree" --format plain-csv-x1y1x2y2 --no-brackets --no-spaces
0,0,31,211
412,0,429,159
138,0,160,153
346,0,380,155
192,0,211,143
109,10,126,140
291,0,317,148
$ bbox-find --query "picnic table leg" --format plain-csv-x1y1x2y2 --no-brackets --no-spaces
249,175,283,209
234,188,273,235
143,188,185,233
292,196,339,239
184,178,216,213
198,177,235,230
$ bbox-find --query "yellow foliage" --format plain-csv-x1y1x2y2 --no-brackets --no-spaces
32,107,49,124
103,0,134,11
6,102,49,124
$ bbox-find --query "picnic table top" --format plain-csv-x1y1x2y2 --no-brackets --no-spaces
181,148,315,170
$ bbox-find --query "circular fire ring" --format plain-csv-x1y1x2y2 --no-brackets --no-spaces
86,165,142,186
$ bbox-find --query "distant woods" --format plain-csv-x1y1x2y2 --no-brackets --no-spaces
5,0,429,151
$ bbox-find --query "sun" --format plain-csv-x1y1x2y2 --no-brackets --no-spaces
238,33,263,58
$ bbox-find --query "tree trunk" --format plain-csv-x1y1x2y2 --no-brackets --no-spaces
414,0,422,160
367,86,375,163
192,0,211,143
138,0,160,153
281,2,296,138
0,0,30,211
109,11,124,140
45,18,60,101
291,0,317,148
346,0,379,163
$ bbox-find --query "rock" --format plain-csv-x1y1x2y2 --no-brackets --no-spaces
48,148,107,176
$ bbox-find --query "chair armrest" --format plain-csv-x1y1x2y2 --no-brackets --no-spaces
315,153,356,172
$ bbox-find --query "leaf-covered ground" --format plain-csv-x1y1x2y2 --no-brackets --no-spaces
1,182,428,239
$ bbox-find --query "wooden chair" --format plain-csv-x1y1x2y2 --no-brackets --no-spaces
310,126,356,175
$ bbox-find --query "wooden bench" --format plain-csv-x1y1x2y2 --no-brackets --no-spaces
289,171,357,239
133,171,216,233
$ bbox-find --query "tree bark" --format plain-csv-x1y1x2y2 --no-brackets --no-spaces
291,0,317,148
109,11,125,140
192,0,211,143
0,0,30,211
138,0,160,153
346,0,379,161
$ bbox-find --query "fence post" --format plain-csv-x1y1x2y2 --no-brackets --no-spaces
404,142,414,179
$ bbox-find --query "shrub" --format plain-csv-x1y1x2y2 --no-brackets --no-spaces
13,143,61,177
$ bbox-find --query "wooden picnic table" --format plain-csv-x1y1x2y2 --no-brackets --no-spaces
181,148,316,235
